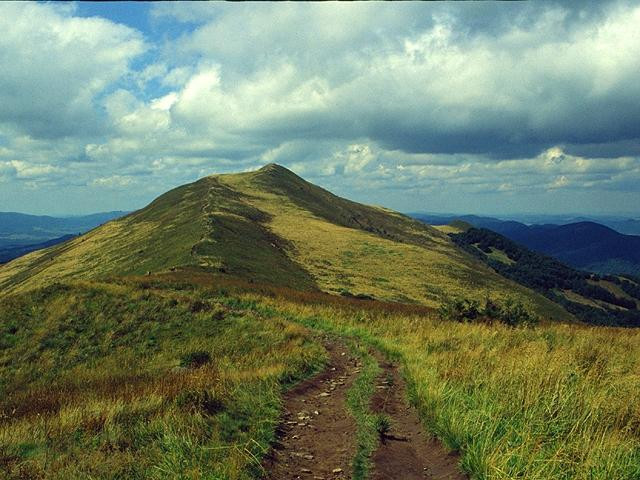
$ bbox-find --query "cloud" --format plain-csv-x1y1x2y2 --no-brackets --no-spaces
150,1,640,160
0,2,145,139
1,1,639,215
91,175,134,188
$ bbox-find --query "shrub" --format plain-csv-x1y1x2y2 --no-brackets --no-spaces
439,297,538,327
175,389,225,415
179,350,211,368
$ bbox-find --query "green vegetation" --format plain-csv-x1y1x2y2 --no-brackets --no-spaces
2,275,640,479
248,283,640,480
451,227,640,326
1,164,639,479
0,281,324,479
344,341,381,480
438,297,539,327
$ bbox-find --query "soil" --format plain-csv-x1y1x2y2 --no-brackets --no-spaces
264,338,360,479
369,353,467,480
264,339,466,480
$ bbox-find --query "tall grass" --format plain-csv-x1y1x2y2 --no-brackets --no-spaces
241,289,640,480
0,282,325,479
2,277,640,479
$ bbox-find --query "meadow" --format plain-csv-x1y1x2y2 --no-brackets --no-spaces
0,281,325,479
2,275,638,479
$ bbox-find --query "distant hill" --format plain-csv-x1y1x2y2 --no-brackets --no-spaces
0,211,127,264
412,213,640,276
0,234,77,264
0,210,126,243
506,222,640,276
450,227,640,327
510,214,640,235
412,212,640,235
0,164,570,323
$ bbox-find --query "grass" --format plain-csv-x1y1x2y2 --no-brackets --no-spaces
0,281,325,479
226,281,640,480
220,166,571,321
344,340,382,480
2,277,640,478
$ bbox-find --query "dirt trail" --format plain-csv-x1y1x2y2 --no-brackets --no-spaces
370,353,466,480
264,339,360,479
264,339,466,479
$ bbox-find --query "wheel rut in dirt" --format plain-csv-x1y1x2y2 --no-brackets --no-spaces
264,338,360,479
369,352,467,480
264,338,466,480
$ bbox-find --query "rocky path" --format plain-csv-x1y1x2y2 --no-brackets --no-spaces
264,339,466,479
369,353,466,480
264,339,360,479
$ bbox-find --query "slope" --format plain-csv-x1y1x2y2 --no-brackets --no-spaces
450,227,640,326
0,164,570,321
414,213,640,276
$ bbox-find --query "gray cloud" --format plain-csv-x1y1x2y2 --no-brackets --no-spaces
0,3,145,139
1,1,639,215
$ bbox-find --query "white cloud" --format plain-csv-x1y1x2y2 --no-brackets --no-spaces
91,175,134,188
0,2,145,139
1,1,639,215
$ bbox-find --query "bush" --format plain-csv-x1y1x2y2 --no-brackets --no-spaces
439,297,538,327
175,389,225,415
179,350,211,368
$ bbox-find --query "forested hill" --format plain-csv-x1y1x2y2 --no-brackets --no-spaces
413,213,640,276
450,227,640,327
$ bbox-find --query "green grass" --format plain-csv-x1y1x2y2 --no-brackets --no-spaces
241,286,640,480
2,277,640,478
0,282,325,479
344,340,381,480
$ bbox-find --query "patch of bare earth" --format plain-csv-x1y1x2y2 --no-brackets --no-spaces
264,339,361,480
370,353,466,480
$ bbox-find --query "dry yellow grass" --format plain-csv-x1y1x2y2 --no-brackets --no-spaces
221,170,570,320
0,165,571,323
243,289,640,480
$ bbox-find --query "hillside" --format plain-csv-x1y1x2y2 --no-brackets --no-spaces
414,214,640,276
3,165,640,480
0,164,569,321
450,227,640,326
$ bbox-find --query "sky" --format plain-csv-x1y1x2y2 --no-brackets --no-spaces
0,2,639,216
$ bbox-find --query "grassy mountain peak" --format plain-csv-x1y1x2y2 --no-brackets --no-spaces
0,164,570,320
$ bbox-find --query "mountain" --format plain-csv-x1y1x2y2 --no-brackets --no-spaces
450,227,640,327
0,210,126,248
412,213,640,276
506,222,640,276
412,212,640,235
3,165,639,480
0,234,77,264
509,214,640,235
0,164,569,321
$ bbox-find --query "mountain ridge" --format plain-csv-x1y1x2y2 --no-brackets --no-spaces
413,213,640,276
0,164,571,322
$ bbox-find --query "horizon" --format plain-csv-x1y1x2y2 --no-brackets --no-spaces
1,2,639,216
